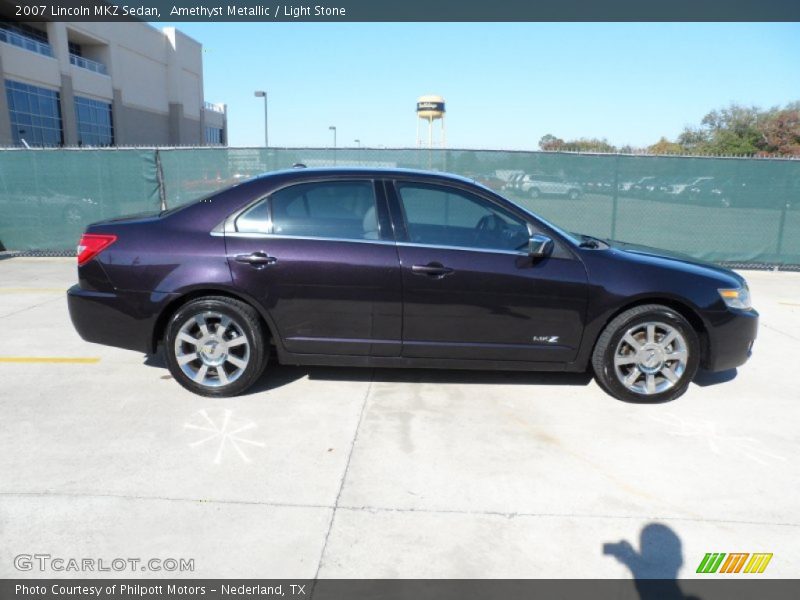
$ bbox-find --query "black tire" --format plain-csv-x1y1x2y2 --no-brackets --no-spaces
529,188,541,199
591,304,700,403
568,189,581,200
164,296,267,397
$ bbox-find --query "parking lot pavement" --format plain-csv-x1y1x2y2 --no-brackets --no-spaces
1,258,798,578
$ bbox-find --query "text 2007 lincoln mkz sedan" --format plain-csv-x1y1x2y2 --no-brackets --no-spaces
67,168,758,402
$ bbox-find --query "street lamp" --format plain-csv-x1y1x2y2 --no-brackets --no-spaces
254,90,268,147
354,139,361,148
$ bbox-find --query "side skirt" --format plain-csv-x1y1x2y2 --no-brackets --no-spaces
276,351,585,372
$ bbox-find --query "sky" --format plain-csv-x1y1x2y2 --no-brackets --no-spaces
159,22,800,150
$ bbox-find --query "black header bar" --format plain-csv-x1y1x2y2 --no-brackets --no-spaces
7,0,800,22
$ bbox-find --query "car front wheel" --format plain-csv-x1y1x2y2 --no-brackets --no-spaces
164,296,267,397
592,304,700,402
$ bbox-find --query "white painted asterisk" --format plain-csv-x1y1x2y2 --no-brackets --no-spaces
184,408,265,464
650,413,787,466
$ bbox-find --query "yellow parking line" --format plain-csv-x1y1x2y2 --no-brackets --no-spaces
3,258,74,262
0,288,66,293
0,357,100,364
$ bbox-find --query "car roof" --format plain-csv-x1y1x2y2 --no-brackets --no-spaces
249,167,477,186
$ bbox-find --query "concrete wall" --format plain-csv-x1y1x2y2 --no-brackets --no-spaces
114,90,171,146
1,40,60,87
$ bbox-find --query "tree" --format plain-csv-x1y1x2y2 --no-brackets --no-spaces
539,134,565,151
567,138,617,153
678,103,765,155
538,134,616,153
539,101,800,156
759,106,800,156
647,137,683,155
676,127,709,151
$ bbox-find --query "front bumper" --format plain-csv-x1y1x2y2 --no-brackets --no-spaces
67,285,177,354
704,308,759,372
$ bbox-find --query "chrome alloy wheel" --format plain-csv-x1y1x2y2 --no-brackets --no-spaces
174,311,250,388
613,321,688,395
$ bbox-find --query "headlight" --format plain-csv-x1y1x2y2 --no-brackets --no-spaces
718,286,751,310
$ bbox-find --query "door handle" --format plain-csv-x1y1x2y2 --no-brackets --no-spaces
411,263,454,278
234,252,277,266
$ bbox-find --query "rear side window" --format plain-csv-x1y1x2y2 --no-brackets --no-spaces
236,181,380,241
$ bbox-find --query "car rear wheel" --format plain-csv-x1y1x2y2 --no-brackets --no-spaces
592,304,700,402
165,296,267,397
529,188,541,199
568,189,581,200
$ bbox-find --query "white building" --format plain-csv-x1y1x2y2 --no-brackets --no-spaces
0,13,227,147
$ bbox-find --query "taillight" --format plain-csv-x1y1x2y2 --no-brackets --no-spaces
77,233,117,266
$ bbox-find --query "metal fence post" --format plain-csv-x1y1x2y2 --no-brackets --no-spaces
610,153,620,240
155,149,167,211
775,200,789,263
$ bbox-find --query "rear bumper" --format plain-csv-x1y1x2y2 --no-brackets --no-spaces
704,308,759,372
67,285,177,354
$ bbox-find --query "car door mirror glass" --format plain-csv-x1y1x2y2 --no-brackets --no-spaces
528,234,553,257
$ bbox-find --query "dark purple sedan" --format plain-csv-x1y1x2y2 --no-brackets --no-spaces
67,168,757,402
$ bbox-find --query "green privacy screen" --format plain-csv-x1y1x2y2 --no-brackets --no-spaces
0,149,160,251
1,147,798,264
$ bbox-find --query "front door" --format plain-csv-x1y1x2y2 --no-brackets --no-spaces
226,179,402,357
391,181,588,363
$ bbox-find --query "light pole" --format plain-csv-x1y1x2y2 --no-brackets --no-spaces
254,90,268,147
354,139,361,148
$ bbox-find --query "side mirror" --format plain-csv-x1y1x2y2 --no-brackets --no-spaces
528,234,553,258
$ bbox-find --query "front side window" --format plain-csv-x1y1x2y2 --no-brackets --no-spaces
236,181,380,241
397,183,529,252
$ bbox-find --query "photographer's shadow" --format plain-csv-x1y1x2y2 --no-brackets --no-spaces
604,523,700,600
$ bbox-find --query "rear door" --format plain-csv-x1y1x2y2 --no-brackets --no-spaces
225,178,402,357
389,180,588,363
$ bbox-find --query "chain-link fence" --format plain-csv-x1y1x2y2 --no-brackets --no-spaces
1,147,798,265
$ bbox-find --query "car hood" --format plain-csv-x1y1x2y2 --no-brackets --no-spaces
607,239,745,286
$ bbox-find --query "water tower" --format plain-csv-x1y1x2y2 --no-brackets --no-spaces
416,95,446,148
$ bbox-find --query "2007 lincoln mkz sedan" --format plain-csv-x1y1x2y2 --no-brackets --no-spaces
67,168,758,402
